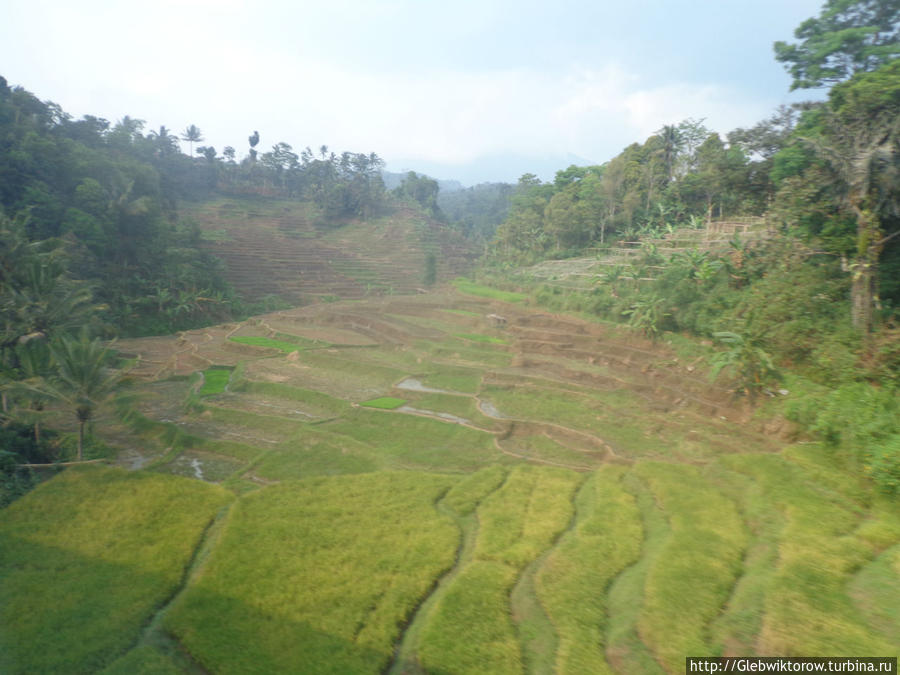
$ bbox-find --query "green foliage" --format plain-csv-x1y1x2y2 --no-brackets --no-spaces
710,331,781,398
35,331,124,459
623,294,669,340
774,0,900,90
785,381,900,493
438,182,512,242
869,435,900,496
394,171,441,217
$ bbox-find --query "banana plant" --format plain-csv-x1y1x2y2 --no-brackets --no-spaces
709,332,780,399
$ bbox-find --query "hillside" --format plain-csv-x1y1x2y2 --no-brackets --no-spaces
183,198,479,304
3,285,897,673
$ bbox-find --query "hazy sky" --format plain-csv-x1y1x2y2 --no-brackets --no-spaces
1,0,825,184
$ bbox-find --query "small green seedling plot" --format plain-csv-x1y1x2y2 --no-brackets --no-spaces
166,472,459,674
453,278,527,303
455,333,508,345
360,396,406,409
0,467,230,675
228,335,316,353
198,366,233,396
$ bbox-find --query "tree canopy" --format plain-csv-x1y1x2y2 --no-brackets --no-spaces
774,0,900,90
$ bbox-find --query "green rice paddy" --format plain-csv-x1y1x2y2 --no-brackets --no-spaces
4,289,897,673
359,396,407,409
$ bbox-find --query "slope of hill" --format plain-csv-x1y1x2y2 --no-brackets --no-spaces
182,198,479,304
4,286,896,673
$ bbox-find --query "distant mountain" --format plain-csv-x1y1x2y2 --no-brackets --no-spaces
382,171,464,193
385,151,599,187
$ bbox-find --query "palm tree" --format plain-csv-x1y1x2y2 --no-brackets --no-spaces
11,341,53,443
31,332,123,460
181,124,204,157
149,125,179,156
656,124,683,182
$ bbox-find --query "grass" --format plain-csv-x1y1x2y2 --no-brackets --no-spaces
418,561,523,675
455,333,508,345
633,461,748,672
443,465,508,516
717,450,899,656
418,466,581,674
421,367,482,394
360,396,406,409
535,465,643,674
418,339,514,368
323,409,504,471
252,428,379,480
165,472,459,674
233,380,351,416
0,466,230,674
604,472,668,675
453,278,527,304
442,308,481,318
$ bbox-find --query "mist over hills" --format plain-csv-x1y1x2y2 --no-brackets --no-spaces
386,151,597,188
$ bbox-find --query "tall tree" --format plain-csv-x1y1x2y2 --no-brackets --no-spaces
656,124,684,183
32,332,122,460
805,61,900,332
774,0,900,90
181,124,204,157
149,125,179,156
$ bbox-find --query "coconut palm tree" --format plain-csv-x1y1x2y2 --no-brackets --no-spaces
29,331,123,460
181,124,204,157
149,125,180,156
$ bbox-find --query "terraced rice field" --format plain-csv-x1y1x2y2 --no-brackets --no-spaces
182,198,479,303
4,288,898,673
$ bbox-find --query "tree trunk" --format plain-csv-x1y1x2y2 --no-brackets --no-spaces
851,208,882,334
851,257,875,333
77,421,85,461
